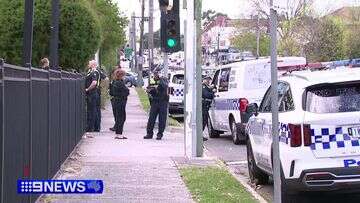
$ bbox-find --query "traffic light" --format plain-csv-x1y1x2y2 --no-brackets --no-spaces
160,0,181,53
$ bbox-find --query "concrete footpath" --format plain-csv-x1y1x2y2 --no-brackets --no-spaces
41,88,193,203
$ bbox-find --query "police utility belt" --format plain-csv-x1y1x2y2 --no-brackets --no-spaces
111,96,125,100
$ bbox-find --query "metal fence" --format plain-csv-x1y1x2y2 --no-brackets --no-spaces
0,59,86,203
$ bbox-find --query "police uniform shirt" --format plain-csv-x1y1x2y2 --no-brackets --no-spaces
85,69,100,95
148,77,169,102
202,84,215,100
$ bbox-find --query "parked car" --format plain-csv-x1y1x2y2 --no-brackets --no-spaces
124,72,138,87
168,71,185,114
207,57,306,144
246,68,360,201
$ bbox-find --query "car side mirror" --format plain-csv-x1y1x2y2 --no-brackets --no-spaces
246,103,259,116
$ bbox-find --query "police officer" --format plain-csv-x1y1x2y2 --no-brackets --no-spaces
109,69,129,139
85,60,101,133
202,75,215,141
94,67,107,132
144,71,169,140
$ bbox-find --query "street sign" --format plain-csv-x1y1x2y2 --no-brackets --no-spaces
124,47,133,59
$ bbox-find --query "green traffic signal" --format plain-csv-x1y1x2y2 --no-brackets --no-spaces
167,38,176,48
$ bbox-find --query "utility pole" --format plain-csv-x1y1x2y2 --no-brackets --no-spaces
23,0,35,68
50,0,60,69
195,0,203,156
149,0,154,72
256,12,260,58
132,13,137,73
138,0,145,86
270,0,281,202
185,0,203,157
217,33,220,65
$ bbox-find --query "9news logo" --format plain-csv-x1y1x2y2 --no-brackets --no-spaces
17,180,104,194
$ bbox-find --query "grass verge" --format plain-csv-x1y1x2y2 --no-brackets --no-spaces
180,166,258,203
135,87,181,127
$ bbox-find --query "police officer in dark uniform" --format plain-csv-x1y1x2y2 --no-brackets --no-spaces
109,69,129,139
144,71,169,140
202,75,215,141
94,67,107,132
85,60,101,132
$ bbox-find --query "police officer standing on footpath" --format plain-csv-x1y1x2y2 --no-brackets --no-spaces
85,60,101,135
144,71,169,140
202,75,215,141
94,66,106,132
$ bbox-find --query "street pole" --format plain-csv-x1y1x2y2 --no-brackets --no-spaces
149,0,154,73
50,0,60,70
138,0,145,86
217,33,220,65
270,0,281,202
163,53,168,77
184,0,202,157
256,12,260,59
23,0,35,68
195,0,203,157
132,13,137,73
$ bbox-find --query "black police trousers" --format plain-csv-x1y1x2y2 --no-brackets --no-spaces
146,100,168,137
202,105,210,131
94,91,101,132
112,98,127,135
86,92,100,132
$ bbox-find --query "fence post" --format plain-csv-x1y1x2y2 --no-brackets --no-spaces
0,58,4,203
47,69,51,179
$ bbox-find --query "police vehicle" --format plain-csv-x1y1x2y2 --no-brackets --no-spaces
245,68,360,200
208,57,306,145
168,71,185,114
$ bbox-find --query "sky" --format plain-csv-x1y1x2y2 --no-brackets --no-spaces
114,0,360,35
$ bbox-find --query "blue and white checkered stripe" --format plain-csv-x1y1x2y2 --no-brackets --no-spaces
279,123,290,144
310,127,360,150
214,99,240,110
173,89,184,97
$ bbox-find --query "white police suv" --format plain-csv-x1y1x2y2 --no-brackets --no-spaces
245,68,360,200
168,71,185,114
207,57,306,144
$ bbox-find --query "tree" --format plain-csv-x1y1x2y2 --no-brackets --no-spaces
345,29,360,59
89,0,128,71
251,0,314,56
231,32,270,56
202,9,229,27
0,0,127,71
0,0,102,70
305,17,346,62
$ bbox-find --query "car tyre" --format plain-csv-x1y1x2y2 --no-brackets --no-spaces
208,117,220,138
125,81,132,87
230,118,241,145
280,167,297,203
247,138,269,185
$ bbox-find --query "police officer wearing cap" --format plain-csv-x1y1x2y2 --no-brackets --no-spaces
144,71,169,140
202,75,215,141
85,60,101,132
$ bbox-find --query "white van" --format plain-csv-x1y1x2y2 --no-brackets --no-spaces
208,57,306,144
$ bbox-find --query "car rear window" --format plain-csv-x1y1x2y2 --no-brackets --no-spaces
305,82,360,113
172,74,184,84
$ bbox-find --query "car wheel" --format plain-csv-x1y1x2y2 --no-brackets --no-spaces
247,138,269,185
208,117,220,138
125,81,132,87
230,118,240,145
280,166,297,202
